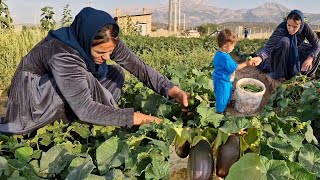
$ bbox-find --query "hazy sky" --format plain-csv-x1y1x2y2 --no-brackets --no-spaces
5,0,320,25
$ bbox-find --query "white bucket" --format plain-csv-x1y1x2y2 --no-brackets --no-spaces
234,78,266,114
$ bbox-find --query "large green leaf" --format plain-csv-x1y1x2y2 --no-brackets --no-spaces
267,137,295,154
260,156,292,180
305,124,318,144
197,101,224,127
298,144,320,178
145,158,169,180
66,157,95,180
287,162,316,180
96,136,129,175
70,123,91,139
14,146,33,162
39,145,75,177
0,156,10,176
226,153,262,180
219,118,252,134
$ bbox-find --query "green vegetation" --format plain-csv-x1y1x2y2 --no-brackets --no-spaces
240,84,263,92
0,0,12,28
40,6,56,31
61,4,72,27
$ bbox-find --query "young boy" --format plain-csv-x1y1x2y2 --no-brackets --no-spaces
212,29,252,113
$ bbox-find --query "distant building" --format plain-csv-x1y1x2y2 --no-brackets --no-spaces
114,8,152,36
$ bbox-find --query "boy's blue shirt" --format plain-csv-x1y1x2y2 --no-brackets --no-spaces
212,51,238,113
212,51,238,81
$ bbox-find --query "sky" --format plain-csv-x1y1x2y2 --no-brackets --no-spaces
5,0,320,25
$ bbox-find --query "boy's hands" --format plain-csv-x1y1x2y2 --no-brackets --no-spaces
246,59,254,66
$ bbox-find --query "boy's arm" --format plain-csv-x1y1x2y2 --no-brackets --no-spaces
237,60,252,70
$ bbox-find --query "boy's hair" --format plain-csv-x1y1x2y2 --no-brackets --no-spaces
217,29,238,47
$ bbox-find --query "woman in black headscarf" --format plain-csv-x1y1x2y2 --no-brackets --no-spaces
251,9,320,80
0,7,189,135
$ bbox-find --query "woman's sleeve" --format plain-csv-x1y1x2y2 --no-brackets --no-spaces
257,23,287,60
48,53,134,127
304,24,320,58
110,39,175,98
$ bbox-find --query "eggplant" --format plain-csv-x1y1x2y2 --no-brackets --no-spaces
216,134,240,178
187,140,214,180
174,135,190,158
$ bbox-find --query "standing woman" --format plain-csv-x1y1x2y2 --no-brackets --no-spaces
0,7,189,135
251,10,320,80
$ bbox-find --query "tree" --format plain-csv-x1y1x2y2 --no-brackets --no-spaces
61,4,72,27
120,16,140,36
0,0,13,28
40,6,56,31
197,23,218,36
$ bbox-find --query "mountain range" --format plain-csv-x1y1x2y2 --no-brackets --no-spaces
119,1,320,26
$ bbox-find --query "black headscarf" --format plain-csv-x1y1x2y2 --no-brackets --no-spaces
48,7,119,79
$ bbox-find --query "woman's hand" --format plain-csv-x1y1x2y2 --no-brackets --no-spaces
168,86,189,107
301,57,313,72
133,112,163,125
251,56,263,66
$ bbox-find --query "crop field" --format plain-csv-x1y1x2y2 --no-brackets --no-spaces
0,26,320,180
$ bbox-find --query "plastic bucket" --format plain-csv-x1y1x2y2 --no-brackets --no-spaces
234,78,266,114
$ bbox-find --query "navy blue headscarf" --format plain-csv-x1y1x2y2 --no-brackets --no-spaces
280,9,305,78
48,7,119,79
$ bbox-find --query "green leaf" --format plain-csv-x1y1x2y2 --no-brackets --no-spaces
130,152,152,176
7,170,26,180
66,157,95,180
71,123,91,139
197,101,223,127
96,137,128,175
278,98,289,108
298,144,320,178
85,174,106,180
191,135,206,147
267,137,295,154
244,128,259,145
305,124,318,144
263,124,275,135
260,156,292,180
0,156,10,176
226,153,262,180
145,158,169,180
14,146,33,162
149,140,169,157
39,145,76,177
128,135,147,148
157,104,172,117
104,169,125,180
32,150,42,159
219,118,251,134
287,162,317,180
39,133,53,146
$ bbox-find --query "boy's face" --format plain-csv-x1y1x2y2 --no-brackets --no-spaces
221,42,236,53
